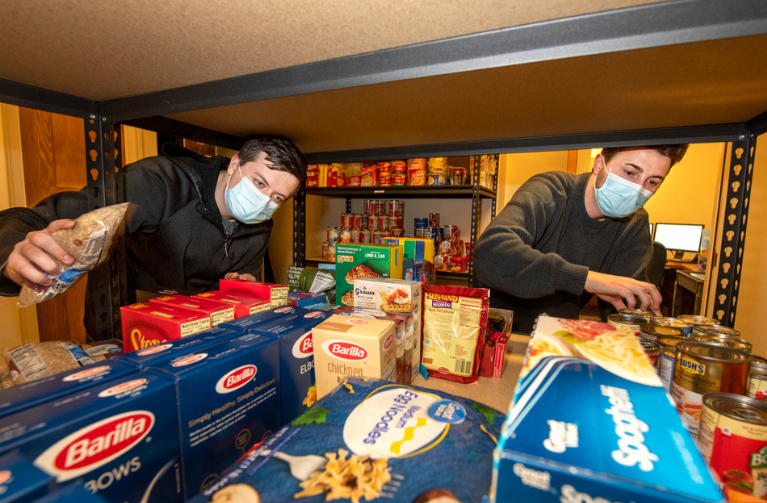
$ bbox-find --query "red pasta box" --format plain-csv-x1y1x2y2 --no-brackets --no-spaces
121,303,210,353
219,279,289,308
192,290,271,318
306,174,319,188
149,294,235,326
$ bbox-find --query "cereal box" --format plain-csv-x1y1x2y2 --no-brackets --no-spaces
220,306,309,332
219,279,289,308
421,285,490,383
312,315,396,400
188,377,505,503
149,294,235,326
250,310,333,424
192,290,271,319
335,243,403,307
492,355,724,503
0,451,54,502
0,371,182,503
121,303,211,352
149,333,280,499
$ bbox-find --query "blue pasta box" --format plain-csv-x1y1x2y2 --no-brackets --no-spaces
0,371,182,503
117,325,244,369
0,359,138,420
0,451,54,502
251,310,334,424
220,306,308,332
287,291,328,308
30,483,109,503
188,377,505,503
148,333,281,500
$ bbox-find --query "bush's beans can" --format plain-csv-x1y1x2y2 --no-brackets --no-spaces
429,213,440,228
639,322,685,343
656,335,687,391
339,228,352,243
697,393,767,499
619,308,654,320
607,314,647,337
679,314,720,326
651,317,693,337
409,168,426,186
694,333,752,353
639,339,660,367
341,213,353,229
749,360,767,399
352,213,363,230
368,214,379,231
694,324,742,339
670,342,751,438
359,230,373,244
327,227,339,246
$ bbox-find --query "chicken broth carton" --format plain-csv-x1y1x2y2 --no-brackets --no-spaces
312,315,396,400
121,303,210,352
149,294,235,326
0,371,182,503
219,279,289,308
192,290,271,319
148,333,280,500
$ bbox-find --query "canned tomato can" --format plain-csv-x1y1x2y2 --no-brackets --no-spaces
697,393,767,499
656,335,686,391
639,339,660,367
341,213,353,229
694,333,752,353
639,322,685,343
339,228,352,243
619,308,654,320
327,227,339,246
359,230,373,244
367,214,379,231
391,228,405,237
651,317,693,337
379,215,390,231
670,342,751,438
428,213,440,228
679,314,720,326
352,213,363,230
749,360,767,399
694,324,742,339
607,314,647,337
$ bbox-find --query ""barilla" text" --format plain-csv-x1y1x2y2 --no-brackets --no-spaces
601,385,658,472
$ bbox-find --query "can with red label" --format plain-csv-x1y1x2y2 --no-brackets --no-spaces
350,229,360,243
379,215,390,231
442,224,459,242
391,228,405,237
350,176,361,187
409,168,426,186
389,216,403,229
359,230,373,244
391,160,407,173
327,227,339,246
380,172,392,187
639,338,660,367
341,213,353,229
364,199,375,216
339,228,352,244
749,360,767,399
388,200,404,218
367,214,379,231
373,231,388,242
697,393,767,499
428,213,440,228
392,173,407,186
352,213,363,230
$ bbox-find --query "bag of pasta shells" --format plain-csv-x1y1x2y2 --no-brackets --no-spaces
17,203,131,308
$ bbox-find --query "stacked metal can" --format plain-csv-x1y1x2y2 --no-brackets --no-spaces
361,199,405,240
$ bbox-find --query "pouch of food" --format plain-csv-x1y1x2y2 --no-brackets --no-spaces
17,203,131,308
421,285,489,383
3,341,98,385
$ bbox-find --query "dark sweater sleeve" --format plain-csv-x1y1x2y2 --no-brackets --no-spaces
474,175,590,299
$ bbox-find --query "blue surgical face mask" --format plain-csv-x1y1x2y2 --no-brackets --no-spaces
594,158,654,218
224,164,279,224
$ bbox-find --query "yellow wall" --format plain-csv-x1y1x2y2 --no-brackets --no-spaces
497,151,569,209
735,134,767,356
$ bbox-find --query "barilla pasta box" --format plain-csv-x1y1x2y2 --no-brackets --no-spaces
149,295,235,326
492,356,725,503
287,291,327,308
121,303,210,353
148,333,280,499
192,290,271,319
335,243,403,307
117,325,244,369
0,359,138,419
250,310,333,424
30,484,109,503
0,371,182,503
0,451,54,502
187,377,505,503
220,306,308,332
311,315,396,400
219,279,289,308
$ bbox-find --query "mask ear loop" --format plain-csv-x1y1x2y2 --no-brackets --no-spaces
226,162,244,190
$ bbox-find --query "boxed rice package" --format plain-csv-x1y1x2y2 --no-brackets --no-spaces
121,302,211,352
188,377,505,503
311,315,396,400
334,243,403,306
492,316,724,503
192,290,271,319
219,279,289,308
149,294,235,326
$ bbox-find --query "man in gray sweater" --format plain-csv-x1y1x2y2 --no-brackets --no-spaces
474,145,688,334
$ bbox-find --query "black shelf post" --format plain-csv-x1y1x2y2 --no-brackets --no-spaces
293,184,307,268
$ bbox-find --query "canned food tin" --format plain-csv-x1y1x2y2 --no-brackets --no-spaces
379,172,391,187
670,342,751,437
607,314,647,337
619,309,654,320
414,227,425,238
639,322,686,343
427,174,446,185
425,226,440,241
322,242,329,258
389,216,403,230
359,230,373,244
392,173,407,186
327,244,336,261
350,176,361,187
678,314,720,326
367,215,379,231
442,224,459,242
327,227,339,246
656,335,687,391
651,317,693,337
390,228,405,237
697,393,767,499
639,339,660,367
364,199,375,216
379,216,390,232
391,160,407,174
377,161,391,172
350,229,360,243
371,200,383,216
438,240,453,253
452,169,466,185
350,213,361,230
749,361,767,399
373,231,388,242
340,213,352,229
428,213,440,228
339,228,352,244
694,324,742,340
694,333,752,353
409,168,426,186
407,158,427,170
387,200,404,218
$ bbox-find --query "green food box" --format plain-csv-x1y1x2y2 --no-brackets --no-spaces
335,243,403,305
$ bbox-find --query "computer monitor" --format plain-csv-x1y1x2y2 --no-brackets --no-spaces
653,223,704,261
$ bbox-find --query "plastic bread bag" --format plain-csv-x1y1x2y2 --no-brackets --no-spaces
17,203,131,308
3,341,97,384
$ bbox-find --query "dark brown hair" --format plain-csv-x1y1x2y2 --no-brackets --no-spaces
238,135,307,182
601,144,689,168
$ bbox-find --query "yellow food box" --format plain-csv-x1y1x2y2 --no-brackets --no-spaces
335,243,404,306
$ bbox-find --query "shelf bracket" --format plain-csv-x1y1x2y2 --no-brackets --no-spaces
293,185,307,267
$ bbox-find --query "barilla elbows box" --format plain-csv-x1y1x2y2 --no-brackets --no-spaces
30,484,109,503
250,310,333,423
0,371,182,503
121,303,210,353
149,294,235,326
149,333,280,499
311,315,396,400
192,290,271,319
0,451,54,502
219,279,289,308
335,243,403,306
117,325,244,369
220,305,308,333
0,359,138,419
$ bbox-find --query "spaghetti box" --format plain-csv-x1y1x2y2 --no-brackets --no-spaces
117,325,244,369
0,371,182,503
493,357,724,503
149,294,235,326
121,303,210,352
220,306,308,332
0,359,138,419
149,333,280,500
192,290,271,319
250,310,334,424
219,279,289,308
30,484,109,503
287,291,327,307
0,451,54,502
334,243,403,306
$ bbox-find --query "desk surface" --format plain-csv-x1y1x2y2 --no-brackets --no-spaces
666,261,702,271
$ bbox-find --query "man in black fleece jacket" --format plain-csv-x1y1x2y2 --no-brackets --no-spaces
0,136,305,338
475,145,688,334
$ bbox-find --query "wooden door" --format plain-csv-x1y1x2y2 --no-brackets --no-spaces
18,108,88,344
